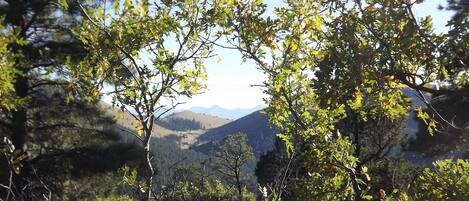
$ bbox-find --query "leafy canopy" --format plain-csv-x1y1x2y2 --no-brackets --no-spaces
213,0,468,200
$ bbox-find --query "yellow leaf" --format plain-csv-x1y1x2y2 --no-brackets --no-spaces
228,0,238,6
290,41,298,52
138,3,147,16
137,128,143,136
60,0,69,9
362,166,368,173
134,119,143,136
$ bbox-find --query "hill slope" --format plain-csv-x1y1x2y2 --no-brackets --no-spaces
99,103,213,186
157,110,231,131
193,110,277,157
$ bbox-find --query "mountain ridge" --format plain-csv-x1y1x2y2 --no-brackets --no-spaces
193,110,278,157
185,104,266,120
158,110,231,130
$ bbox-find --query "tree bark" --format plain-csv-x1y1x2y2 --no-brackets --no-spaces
10,66,30,197
353,112,364,201
11,72,28,154
235,169,242,201
143,125,154,201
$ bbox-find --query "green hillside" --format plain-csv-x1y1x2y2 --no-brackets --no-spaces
99,103,236,187
157,110,231,131
193,110,278,158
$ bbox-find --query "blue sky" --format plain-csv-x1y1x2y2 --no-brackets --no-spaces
178,0,454,110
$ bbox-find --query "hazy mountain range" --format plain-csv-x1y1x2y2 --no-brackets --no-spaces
182,105,266,120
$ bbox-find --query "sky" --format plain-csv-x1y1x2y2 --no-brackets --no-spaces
176,0,454,110
176,1,284,110
177,48,267,110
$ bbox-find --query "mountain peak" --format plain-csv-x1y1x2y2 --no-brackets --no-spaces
208,105,224,109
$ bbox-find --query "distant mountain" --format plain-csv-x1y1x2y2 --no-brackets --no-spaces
188,105,266,120
157,110,231,131
193,110,278,157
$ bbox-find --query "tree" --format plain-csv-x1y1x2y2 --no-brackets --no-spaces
71,0,219,199
0,0,95,195
0,85,147,199
215,0,468,200
209,133,255,201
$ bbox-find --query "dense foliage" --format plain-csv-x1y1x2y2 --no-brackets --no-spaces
214,0,469,200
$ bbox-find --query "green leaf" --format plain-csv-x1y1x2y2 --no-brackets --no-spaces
60,0,69,9
362,195,373,200
124,0,132,8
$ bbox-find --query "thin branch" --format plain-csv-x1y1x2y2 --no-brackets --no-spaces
280,88,307,130
76,1,142,87
28,80,69,90
415,89,467,132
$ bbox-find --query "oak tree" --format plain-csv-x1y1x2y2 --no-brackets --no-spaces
71,0,220,199
216,0,468,200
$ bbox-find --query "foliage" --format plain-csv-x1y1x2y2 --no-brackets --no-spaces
71,0,216,109
0,89,144,200
0,25,24,111
214,0,468,200
158,165,255,201
256,138,297,199
1,0,468,200
366,159,422,200
198,110,277,158
1,137,24,175
98,195,135,201
209,133,256,181
412,159,469,200
0,1,95,197
159,179,255,201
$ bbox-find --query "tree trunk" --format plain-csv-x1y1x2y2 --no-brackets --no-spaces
235,169,242,201
11,72,28,153
10,67,30,196
143,126,154,201
351,111,363,201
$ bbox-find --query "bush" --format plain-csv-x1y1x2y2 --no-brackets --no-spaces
412,159,469,200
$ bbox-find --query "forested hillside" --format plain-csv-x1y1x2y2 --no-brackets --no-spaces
194,111,277,157
157,110,231,130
